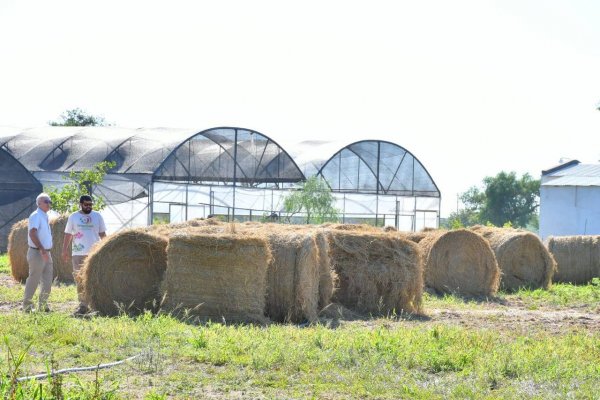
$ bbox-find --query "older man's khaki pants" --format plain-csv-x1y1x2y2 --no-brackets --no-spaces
23,248,53,311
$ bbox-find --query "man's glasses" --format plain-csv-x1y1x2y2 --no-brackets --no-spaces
43,200,52,205
82,202,93,207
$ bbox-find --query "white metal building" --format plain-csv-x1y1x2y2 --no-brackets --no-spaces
539,160,600,239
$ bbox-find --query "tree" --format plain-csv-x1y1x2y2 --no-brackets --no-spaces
46,161,115,213
283,177,339,224
442,208,479,229
49,108,108,126
460,171,540,228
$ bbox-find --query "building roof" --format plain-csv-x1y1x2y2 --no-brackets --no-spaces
541,162,600,187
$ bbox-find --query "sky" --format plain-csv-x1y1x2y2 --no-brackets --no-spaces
1,0,600,217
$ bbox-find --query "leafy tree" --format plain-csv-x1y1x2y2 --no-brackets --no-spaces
45,161,115,213
283,177,339,224
49,108,108,126
443,208,479,229
460,171,540,228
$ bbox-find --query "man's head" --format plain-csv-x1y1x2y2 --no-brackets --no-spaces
36,193,52,212
79,195,93,215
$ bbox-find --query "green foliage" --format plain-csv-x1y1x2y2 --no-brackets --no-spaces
460,171,540,228
443,209,478,229
46,161,115,213
283,177,339,224
49,108,108,126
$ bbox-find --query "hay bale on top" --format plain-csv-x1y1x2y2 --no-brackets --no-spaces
81,229,168,315
327,230,423,315
546,235,600,284
266,232,320,323
7,215,72,283
470,225,555,291
160,231,271,323
414,229,500,297
8,219,29,282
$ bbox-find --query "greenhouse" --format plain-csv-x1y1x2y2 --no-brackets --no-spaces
0,126,440,236
0,147,42,251
291,139,440,230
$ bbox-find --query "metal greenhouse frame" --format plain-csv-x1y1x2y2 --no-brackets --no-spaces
0,127,440,233
0,147,43,251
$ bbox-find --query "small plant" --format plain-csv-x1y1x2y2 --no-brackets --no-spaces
2,337,32,399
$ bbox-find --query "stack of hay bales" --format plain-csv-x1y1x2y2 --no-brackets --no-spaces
80,229,168,315
7,215,72,283
326,229,423,315
407,229,500,297
470,225,555,291
546,235,600,284
160,231,271,323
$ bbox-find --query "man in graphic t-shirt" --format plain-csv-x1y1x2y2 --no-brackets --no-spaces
62,195,107,316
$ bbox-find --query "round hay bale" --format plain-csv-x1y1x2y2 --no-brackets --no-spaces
327,230,423,315
49,214,73,283
546,235,600,284
81,229,168,316
7,219,29,282
266,232,320,323
7,215,72,283
470,226,555,291
160,231,271,323
415,229,500,297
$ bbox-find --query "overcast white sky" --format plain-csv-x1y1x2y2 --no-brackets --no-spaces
1,0,599,217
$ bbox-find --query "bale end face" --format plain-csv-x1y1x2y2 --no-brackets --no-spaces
82,229,169,316
327,230,423,315
418,229,500,297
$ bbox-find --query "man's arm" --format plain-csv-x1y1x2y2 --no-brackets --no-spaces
99,231,107,239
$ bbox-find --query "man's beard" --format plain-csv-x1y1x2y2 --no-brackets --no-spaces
81,208,92,215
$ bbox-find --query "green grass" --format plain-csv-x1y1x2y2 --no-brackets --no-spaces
0,252,599,398
1,312,599,399
0,253,9,274
511,278,600,308
423,279,600,311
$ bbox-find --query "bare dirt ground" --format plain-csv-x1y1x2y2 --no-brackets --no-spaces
421,301,600,334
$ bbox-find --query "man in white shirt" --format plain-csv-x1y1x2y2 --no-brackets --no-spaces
62,195,107,316
23,193,54,312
